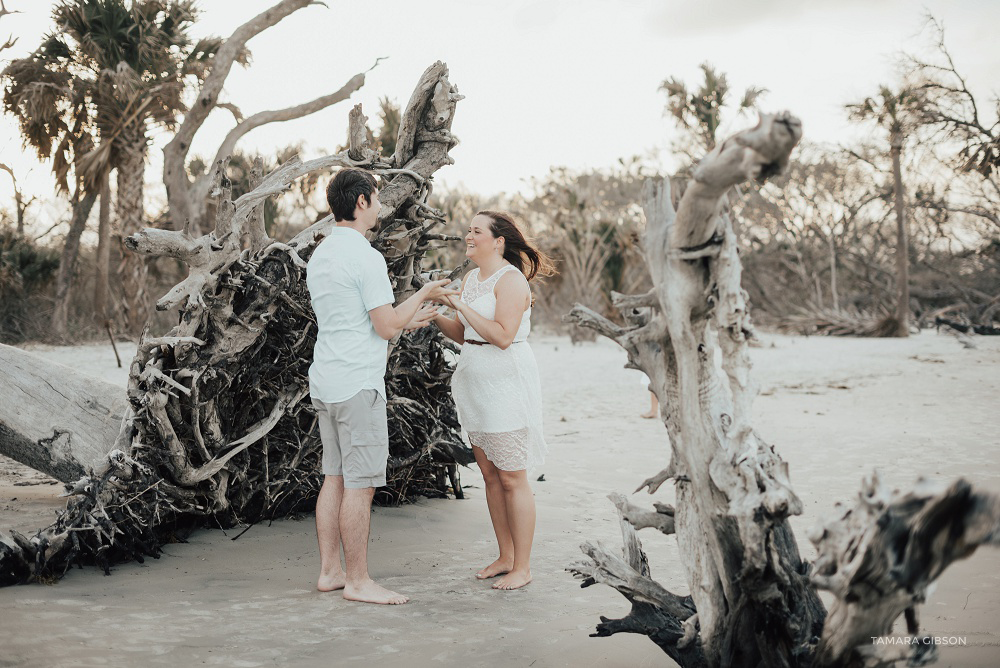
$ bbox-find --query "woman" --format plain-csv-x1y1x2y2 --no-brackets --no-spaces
431,210,555,590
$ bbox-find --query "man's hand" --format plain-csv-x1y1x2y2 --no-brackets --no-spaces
404,303,437,331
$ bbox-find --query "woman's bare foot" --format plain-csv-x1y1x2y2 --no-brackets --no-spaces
639,410,656,419
492,569,531,590
475,558,514,580
317,571,346,592
343,578,409,605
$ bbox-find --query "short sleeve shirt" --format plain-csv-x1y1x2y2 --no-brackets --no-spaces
306,226,395,403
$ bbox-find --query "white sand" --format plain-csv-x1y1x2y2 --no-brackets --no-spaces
1,331,998,667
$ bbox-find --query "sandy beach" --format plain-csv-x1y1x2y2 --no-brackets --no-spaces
1,330,998,667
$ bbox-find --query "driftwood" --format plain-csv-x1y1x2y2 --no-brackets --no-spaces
810,473,1000,666
565,113,1000,667
0,62,470,585
935,316,1000,336
84,0,372,334
0,345,125,483
779,303,900,337
161,0,370,235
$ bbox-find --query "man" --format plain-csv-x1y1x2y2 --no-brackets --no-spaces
307,167,455,605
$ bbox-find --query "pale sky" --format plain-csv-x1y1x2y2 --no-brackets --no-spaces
1,0,998,230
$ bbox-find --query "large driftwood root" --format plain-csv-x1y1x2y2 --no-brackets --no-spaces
0,62,470,586
566,111,999,668
566,113,824,667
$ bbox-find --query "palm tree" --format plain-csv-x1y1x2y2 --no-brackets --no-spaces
2,0,236,336
2,43,100,337
660,62,767,159
847,85,921,337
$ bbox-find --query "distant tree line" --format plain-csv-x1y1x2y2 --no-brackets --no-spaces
1,8,996,343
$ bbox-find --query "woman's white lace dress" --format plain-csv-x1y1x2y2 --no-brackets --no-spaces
451,265,547,471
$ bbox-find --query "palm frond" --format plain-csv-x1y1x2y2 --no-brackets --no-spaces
739,85,768,112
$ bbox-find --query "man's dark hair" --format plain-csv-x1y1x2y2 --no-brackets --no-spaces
327,168,378,222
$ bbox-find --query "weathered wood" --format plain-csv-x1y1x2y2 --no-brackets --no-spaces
347,103,374,163
568,113,826,667
0,61,469,586
211,73,367,178
672,113,801,250
811,474,1000,667
162,0,368,232
568,495,704,668
609,493,675,535
568,111,1000,668
244,156,268,253
0,344,124,482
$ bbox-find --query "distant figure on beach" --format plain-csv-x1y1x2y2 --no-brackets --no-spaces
639,373,659,419
430,211,556,590
306,168,456,605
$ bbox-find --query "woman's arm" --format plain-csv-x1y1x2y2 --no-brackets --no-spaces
433,311,465,343
453,272,529,350
431,273,470,343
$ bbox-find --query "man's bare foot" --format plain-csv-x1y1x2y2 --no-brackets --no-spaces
317,572,346,592
492,569,531,590
475,558,513,580
343,579,409,605
640,411,656,419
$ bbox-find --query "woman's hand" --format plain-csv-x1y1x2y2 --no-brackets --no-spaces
445,294,464,310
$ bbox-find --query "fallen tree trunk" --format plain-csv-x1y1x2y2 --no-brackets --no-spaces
566,113,1000,667
0,344,125,482
0,61,470,585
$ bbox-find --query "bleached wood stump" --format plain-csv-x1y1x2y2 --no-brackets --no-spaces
566,113,1000,667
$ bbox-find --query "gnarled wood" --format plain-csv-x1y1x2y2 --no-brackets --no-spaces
811,474,1000,667
569,111,999,668
569,113,826,667
1,62,469,586
162,0,369,232
568,495,704,668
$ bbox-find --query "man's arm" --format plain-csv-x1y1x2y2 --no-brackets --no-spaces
369,279,456,341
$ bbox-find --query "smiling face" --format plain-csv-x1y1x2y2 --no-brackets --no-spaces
465,214,502,264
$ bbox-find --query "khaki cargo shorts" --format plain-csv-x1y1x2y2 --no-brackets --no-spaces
311,389,389,488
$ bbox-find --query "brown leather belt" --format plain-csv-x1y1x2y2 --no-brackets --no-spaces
464,340,524,346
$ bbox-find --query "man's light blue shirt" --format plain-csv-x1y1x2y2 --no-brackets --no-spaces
306,227,395,404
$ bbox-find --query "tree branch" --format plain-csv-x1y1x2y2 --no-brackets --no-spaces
163,0,316,228
609,492,676,535
207,70,367,182
673,112,803,249
567,496,705,667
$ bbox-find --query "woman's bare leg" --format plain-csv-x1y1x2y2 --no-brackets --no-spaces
472,444,515,578
493,468,534,590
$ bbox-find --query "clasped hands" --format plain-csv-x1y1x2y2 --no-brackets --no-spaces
404,279,461,331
